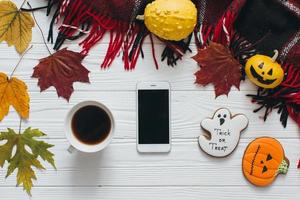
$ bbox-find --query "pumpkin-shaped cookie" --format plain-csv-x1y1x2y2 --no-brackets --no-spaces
242,137,289,187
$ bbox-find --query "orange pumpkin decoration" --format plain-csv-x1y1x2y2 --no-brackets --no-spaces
242,137,289,187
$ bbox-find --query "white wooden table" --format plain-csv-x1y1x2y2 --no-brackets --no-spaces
1,1,300,199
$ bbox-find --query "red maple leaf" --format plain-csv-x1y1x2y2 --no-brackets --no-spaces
32,48,90,101
192,42,242,97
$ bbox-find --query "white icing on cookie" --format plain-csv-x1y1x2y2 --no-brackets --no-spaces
199,108,248,157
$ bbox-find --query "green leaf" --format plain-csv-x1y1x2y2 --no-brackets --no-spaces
0,127,56,195
23,128,56,169
0,129,15,167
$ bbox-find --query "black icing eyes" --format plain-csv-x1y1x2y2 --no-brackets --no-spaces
266,154,272,161
261,154,273,174
217,114,227,118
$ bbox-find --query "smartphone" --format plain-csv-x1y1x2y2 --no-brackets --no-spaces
136,82,171,153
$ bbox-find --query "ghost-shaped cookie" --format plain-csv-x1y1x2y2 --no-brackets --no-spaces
199,108,248,157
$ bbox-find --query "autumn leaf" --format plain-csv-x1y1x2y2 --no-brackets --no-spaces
32,48,90,101
0,127,55,195
0,0,34,54
0,72,30,121
192,42,242,97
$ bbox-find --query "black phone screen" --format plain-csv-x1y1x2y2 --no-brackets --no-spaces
138,89,169,144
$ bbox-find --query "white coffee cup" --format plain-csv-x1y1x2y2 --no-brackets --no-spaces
65,101,115,153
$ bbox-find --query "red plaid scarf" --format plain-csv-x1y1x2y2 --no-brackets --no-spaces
42,0,300,128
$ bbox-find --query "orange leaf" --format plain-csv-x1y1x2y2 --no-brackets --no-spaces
192,42,242,97
0,72,30,121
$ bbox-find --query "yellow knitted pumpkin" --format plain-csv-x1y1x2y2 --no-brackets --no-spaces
144,0,197,41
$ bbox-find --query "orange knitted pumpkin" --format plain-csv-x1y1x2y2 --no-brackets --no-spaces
242,137,289,187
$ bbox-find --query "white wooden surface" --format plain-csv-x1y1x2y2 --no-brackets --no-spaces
0,1,299,199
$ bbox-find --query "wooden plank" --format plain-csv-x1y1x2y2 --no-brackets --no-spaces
1,186,300,200
0,1,258,92
0,91,298,139
0,139,299,186
0,42,259,92
2,2,299,200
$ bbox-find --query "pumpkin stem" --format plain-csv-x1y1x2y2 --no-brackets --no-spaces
136,15,145,21
278,159,289,174
271,50,279,62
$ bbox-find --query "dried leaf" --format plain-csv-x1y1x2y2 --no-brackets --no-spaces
0,72,30,121
193,42,242,97
32,48,90,101
0,0,34,53
0,127,56,195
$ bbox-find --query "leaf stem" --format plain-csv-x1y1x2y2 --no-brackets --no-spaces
27,2,52,55
21,5,49,12
20,0,27,10
9,45,33,79
18,118,22,134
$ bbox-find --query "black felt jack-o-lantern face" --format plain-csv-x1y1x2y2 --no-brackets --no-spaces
245,51,284,89
250,62,277,85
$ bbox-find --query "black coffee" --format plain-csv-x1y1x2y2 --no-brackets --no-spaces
71,105,111,145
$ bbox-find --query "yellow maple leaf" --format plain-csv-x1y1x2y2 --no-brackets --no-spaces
0,0,35,54
0,72,30,121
